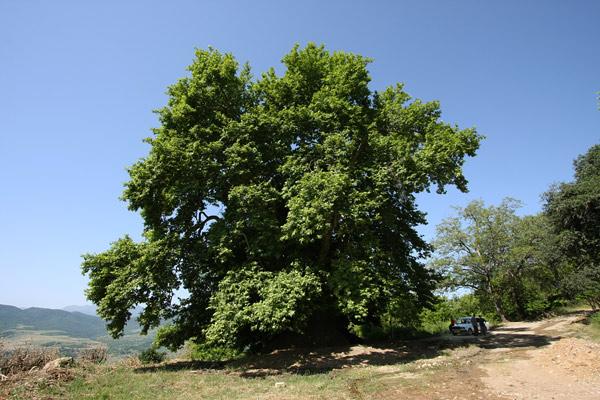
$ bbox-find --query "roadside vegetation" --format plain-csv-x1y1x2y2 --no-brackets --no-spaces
583,311,600,342
5,362,388,400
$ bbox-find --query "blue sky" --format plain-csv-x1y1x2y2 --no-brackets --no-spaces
1,1,598,309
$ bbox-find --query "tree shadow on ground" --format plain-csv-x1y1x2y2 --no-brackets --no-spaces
135,360,227,373
488,327,530,332
134,327,560,377
475,332,560,350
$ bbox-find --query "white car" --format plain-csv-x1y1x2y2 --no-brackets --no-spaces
450,316,488,335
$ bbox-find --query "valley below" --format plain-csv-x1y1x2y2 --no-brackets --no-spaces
0,305,154,357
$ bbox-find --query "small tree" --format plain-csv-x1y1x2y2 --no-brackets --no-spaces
434,196,578,320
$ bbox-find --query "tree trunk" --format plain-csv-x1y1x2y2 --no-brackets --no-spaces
511,286,526,320
318,213,338,268
486,280,507,322
508,269,526,320
493,299,508,322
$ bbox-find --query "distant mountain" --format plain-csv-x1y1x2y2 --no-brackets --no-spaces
0,304,156,356
0,304,106,339
62,305,97,316
0,304,142,340
62,304,144,319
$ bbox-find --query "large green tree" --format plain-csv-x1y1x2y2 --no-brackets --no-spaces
544,144,600,309
432,199,521,320
433,199,568,321
82,44,481,349
499,214,565,318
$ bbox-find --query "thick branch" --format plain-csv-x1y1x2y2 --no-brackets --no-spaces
188,214,221,237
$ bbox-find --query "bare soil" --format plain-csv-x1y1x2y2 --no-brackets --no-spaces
480,314,600,400
377,311,600,400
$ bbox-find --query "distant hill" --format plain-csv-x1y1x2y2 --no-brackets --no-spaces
0,304,107,339
62,305,97,316
0,304,142,339
0,304,155,356
61,304,144,319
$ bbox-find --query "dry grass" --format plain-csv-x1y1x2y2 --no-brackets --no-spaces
585,311,600,342
0,344,59,375
77,346,108,364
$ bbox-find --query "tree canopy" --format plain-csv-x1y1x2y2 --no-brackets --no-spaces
432,199,564,320
544,144,600,309
82,44,481,350
432,199,520,320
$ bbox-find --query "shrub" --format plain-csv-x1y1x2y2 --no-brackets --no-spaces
420,295,497,334
351,323,388,341
77,346,108,364
138,347,166,364
0,345,60,375
583,311,600,342
187,342,242,362
119,354,142,368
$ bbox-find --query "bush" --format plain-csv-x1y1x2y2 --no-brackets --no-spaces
420,295,497,334
583,311,600,342
187,342,241,362
138,347,166,364
119,355,142,368
0,345,59,375
351,321,430,341
351,323,388,341
77,346,108,364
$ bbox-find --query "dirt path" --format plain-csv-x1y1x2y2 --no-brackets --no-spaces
383,312,600,400
478,313,600,400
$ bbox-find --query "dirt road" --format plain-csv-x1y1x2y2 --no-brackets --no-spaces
378,312,600,400
479,313,600,400
234,311,600,399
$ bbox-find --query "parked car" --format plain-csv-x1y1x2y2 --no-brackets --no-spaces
450,316,488,335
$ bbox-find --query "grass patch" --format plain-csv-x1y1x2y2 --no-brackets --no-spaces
3,363,404,400
585,311,600,342
553,301,591,316
0,352,439,400
1,334,472,399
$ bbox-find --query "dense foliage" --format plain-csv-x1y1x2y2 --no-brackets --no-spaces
82,44,481,349
544,145,600,309
138,347,166,364
432,199,565,320
419,294,494,334
432,144,600,321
